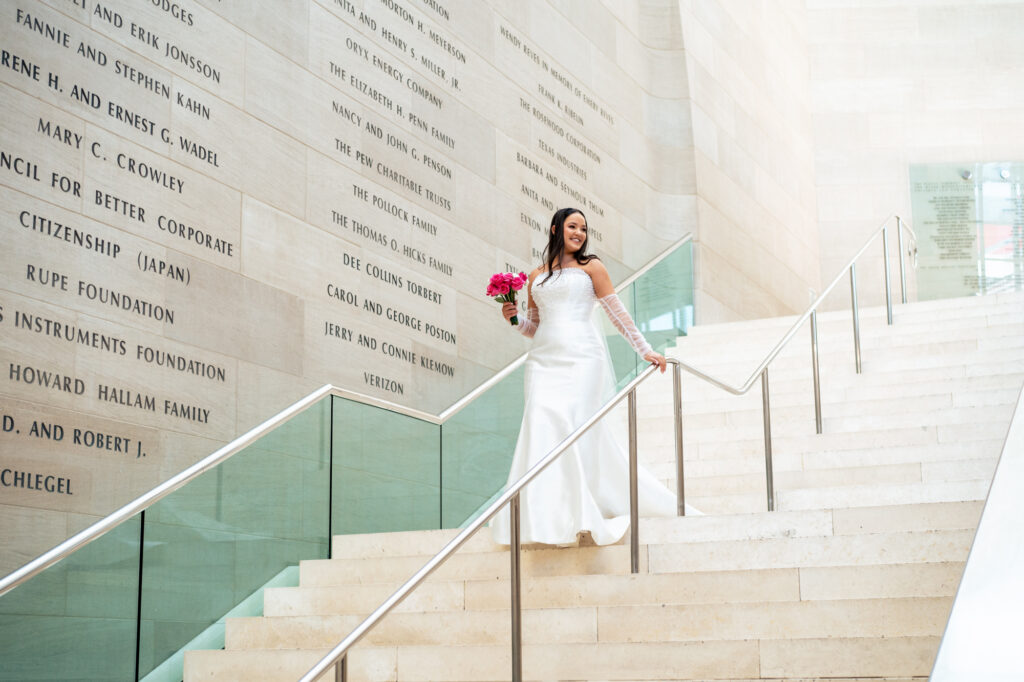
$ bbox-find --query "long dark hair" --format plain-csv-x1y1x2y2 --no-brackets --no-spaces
540,207,598,285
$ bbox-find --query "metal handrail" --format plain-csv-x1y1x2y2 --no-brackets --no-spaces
299,360,683,682
664,214,916,509
301,213,918,680
675,214,917,397
0,385,411,597
0,234,694,598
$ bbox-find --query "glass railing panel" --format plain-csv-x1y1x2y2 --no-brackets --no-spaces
331,397,441,535
601,242,694,390
0,516,141,681
439,365,525,528
137,397,331,678
634,241,695,353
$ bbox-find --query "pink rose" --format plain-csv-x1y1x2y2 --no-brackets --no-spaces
486,284,500,297
497,282,510,295
489,273,505,285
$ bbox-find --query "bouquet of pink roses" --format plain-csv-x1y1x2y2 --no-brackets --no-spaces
487,271,528,325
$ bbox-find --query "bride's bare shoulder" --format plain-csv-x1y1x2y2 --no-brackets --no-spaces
582,258,608,276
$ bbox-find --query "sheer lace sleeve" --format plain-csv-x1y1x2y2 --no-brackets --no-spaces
516,306,539,338
597,294,652,357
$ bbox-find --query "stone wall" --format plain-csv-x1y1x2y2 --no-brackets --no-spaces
0,0,693,570
678,0,822,323
808,0,1024,309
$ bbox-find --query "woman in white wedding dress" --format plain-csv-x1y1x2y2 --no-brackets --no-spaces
490,208,679,546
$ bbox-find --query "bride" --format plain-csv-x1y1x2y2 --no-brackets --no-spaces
490,207,679,546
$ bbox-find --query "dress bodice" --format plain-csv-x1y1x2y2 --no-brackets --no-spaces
531,268,596,323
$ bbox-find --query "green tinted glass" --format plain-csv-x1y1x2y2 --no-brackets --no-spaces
633,242,694,352
0,516,141,681
138,398,330,678
331,397,441,535
440,365,525,527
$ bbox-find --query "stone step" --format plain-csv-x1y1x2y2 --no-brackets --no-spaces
465,562,965,609
649,501,981,541
978,330,1024,351
672,328,991,364
260,561,964,625
270,567,802,619
646,392,957,430
776,479,989,511
325,502,980,566
680,318,1024,359
686,479,988,515
632,411,1004,454
922,457,999,483
184,648,381,682
185,636,942,680
682,338,984,374
663,348,1024,390
304,525,973,588
228,596,950,650
678,292,1022,341
657,425,974,463
666,462,925,498
674,315,1024,358
758,636,941,679
228,607,596,648
659,456,998,497
266,579,466,617
938,419,1018,444
645,440,1003,479
646,528,973,574
640,405,1012,447
803,438,1004,469
638,371,1024,425
797,562,963,601
598,596,951,642
660,350,1024,399
300,543,643,587
823,404,1013,434
641,375,1024,416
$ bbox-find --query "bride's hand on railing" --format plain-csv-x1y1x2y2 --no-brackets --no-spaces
644,351,667,373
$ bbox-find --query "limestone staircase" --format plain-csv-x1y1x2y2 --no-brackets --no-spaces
184,292,1024,681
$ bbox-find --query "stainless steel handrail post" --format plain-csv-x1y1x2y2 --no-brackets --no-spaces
628,389,640,573
810,310,822,434
672,363,685,516
883,224,893,325
510,493,523,682
897,215,905,303
334,655,346,682
761,369,775,511
850,264,862,373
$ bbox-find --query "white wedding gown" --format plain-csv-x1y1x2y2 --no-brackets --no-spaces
490,268,678,546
